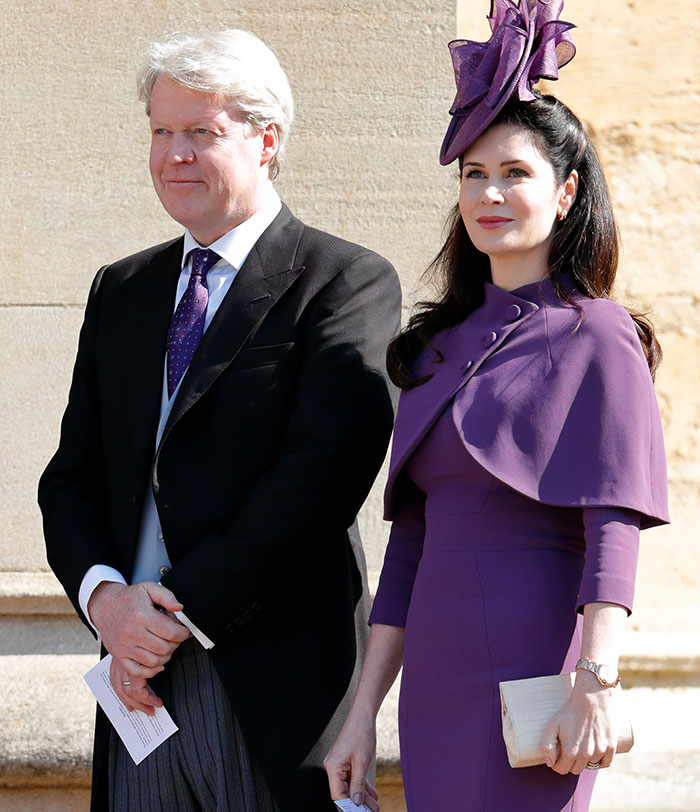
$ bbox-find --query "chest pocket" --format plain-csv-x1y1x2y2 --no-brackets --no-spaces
234,342,295,369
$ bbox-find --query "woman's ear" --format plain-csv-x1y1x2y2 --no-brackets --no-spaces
557,169,579,219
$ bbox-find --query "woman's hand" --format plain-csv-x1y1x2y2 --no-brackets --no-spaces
324,712,380,811
541,669,618,775
325,623,404,811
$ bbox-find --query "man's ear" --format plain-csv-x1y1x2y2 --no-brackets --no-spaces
260,124,279,169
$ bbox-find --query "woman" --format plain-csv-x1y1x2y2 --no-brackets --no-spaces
324,2,669,811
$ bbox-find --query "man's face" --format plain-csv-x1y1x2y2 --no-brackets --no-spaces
149,77,270,246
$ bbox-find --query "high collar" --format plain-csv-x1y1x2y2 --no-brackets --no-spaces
484,272,578,310
385,274,581,513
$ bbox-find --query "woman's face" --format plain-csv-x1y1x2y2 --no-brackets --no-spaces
458,123,574,274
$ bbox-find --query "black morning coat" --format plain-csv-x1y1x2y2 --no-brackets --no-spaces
39,204,402,811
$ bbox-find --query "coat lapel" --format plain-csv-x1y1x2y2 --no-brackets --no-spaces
122,238,182,475
159,206,305,447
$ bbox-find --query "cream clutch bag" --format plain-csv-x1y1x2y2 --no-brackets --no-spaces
498,673,634,768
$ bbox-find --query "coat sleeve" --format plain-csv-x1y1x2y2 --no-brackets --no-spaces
161,252,402,642
38,266,122,628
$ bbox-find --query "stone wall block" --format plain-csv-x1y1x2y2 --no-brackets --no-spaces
0,306,85,570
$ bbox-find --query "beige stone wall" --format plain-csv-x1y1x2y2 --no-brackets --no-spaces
457,0,700,633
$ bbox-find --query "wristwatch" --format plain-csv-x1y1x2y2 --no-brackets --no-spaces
575,657,621,687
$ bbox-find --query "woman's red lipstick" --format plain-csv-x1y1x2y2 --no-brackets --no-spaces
476,216,513,230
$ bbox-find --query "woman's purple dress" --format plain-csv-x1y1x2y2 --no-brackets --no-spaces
370,278,669,812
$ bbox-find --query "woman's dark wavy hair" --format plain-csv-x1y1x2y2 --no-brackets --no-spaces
387,94,661,389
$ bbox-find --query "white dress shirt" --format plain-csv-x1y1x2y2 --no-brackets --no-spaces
78,191,282,648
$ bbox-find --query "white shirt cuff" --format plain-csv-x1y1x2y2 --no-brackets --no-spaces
79,564,127,635
79,566,215,650
174,610,215,649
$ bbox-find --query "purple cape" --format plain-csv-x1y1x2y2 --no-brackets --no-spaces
385,278,669,530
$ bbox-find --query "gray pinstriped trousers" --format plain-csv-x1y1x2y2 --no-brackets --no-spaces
108,639,279,812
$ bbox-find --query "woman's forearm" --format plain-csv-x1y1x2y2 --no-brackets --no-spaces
350,623,405,718
324,623,405,808
575,601,627,688
542,601,629,774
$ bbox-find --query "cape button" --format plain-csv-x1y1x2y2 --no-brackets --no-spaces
505,304,522,322
482,331,498,347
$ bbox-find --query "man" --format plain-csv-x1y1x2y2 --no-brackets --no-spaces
39,29,400,812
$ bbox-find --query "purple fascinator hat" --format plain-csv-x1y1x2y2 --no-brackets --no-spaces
439,0,576,165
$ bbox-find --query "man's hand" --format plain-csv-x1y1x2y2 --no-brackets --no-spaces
88,581,190,713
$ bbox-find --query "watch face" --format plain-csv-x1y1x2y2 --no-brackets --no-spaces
598,665,617,684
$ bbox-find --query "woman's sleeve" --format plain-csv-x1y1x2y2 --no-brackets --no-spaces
577,506,641,615
369,477,427,628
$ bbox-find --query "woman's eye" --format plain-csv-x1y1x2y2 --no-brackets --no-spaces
463,169,485,179
507,167,528,178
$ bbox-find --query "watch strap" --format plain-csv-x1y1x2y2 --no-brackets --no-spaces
575,657,621,687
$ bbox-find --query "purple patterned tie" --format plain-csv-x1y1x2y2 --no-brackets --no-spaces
166,248,220,398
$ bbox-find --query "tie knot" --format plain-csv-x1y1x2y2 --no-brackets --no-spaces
189,248,219,278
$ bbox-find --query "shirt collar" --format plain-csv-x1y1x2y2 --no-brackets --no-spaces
181,189,282,271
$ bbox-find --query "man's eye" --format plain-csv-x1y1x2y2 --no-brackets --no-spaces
153,128,168,135
194,128,210,135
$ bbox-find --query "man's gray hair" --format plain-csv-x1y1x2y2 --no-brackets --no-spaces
137,30,294,179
